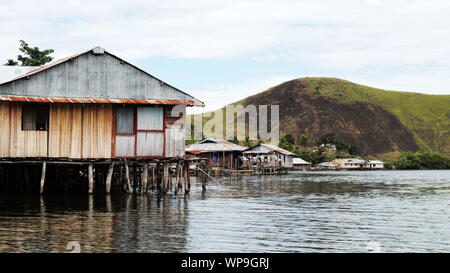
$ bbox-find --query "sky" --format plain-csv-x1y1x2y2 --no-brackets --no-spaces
1,0,450,113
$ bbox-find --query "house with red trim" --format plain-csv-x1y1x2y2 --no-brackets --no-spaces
0,47,203,160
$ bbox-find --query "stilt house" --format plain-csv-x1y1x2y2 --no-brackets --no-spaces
0,47,203,159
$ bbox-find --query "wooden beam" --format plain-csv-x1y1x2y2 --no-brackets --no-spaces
39,161,46,194
105,161,115,194
88,163,94,194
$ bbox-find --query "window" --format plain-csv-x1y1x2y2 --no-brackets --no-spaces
115,106,165,157
116,107,134,134
22,104,49,131
137,107,163,130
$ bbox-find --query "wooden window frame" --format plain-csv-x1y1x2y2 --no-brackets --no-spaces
21,103,49,131
112,105,166,158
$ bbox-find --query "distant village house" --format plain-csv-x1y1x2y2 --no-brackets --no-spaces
242,143,294,169
292,157,311,169
185,139,247,169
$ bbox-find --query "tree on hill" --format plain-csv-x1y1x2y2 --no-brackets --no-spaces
4,40,54,66
317,133,357,155
299,134,308,146
279,133,295,152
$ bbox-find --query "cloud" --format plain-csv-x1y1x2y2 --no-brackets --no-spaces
187,74,301,114
1,0,450,99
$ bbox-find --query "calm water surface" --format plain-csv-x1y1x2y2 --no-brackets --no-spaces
0,170,449,253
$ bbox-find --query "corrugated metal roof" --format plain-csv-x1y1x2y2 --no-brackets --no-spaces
243,143,295,156
0,47,204,107
293,157,311,165
0,95,202,106
318,162,339,167
6,51,90,84
0,66,40,84
186,139,247,153
368,160,384,164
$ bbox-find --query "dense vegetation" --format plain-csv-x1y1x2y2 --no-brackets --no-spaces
279,133,450,169
394,152,450,170
279,133,354,164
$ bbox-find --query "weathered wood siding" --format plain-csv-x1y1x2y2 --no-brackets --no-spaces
165,105,185,157
136,132,164,156
115,136,135,157
165,128,184,157
0,102,186,159
0,102,48,157
47,104,113,158
137,107,163,130
114,105,185,158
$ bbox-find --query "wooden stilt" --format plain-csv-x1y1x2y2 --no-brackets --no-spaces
88,163,94,194
142,161,148,193
132,164,137,192
124,159,132,193
201,162,207,191
187,162,191,193
40,161,47,194
151,165,156,191
105,161,115,194
178,162,184,191
174,161,180,195
162,163,169,194
184,163,189,194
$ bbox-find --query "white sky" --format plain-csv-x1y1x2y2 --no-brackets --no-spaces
1,0,450,112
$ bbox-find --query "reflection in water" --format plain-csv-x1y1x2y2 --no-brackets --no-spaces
0,170,449,252
0,194,189,253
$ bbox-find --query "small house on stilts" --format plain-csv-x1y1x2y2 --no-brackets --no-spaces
242,143,294,173
0,47,204,195
185,139,247,170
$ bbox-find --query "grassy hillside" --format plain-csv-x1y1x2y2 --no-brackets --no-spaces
296,78,450,154
192,77,450,155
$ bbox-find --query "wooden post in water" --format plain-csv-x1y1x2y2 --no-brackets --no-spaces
174,161,180,195
158,163,163,194
179,161,184,192
40,161,47,194
187,162,191,192
124,159,132,193
201,161,207,191
184,162,189,194
162,163,169,194
142,161,148,193
151,165,156,191
88,163,94,194
105,161,115,194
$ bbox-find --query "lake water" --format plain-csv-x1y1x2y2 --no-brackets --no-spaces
0,170,449,253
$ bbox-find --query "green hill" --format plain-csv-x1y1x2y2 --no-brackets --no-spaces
297,78,450,154
194,77,450,156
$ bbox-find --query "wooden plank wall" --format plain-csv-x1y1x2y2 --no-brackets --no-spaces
164,105,186,157
49,104,113,158
0,102,48,157
0,102,187,159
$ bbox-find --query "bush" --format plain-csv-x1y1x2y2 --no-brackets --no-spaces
395,152,450,169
